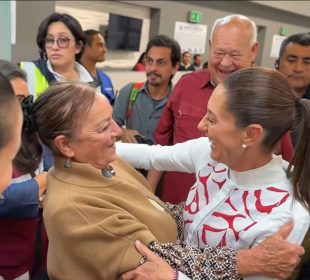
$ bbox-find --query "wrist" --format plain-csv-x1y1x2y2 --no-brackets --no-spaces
237,248,262,277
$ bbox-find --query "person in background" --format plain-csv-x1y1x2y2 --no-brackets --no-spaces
151,14,294,204
192,54,202,71
202,61,208,69
20,13,93,99
0,73,22,194
275,32,310,280
32,81,304,280
132,52,146,71
276,32,310,146
80,29,115,105
178,51,195,71
0,60,52,280
113,35,180,146
118,67,310,280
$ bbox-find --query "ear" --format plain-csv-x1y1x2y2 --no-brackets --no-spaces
173,61,180,73
251,42,259,62
75,40,83,54
54,135,75,158
242,124,263,147
275,59,280,69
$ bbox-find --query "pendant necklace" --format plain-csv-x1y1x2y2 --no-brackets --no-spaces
101,165,116,178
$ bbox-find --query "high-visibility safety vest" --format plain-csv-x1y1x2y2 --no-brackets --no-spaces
20,60,54,99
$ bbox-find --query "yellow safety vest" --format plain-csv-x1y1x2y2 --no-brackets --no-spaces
20,61,49,99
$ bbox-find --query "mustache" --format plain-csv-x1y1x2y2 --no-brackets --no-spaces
146,72,161,78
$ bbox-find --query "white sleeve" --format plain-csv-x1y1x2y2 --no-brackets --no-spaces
116,137,211,173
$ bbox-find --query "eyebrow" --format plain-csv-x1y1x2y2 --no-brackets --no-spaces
94,117,110,129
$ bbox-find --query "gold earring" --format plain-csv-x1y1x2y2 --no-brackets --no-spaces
241,144,247,149
64,157,72,168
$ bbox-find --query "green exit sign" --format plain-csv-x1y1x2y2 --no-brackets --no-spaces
189,11,201,23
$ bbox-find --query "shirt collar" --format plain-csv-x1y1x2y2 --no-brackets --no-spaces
199,69,214,89
46,60,93,83
143,82,173,100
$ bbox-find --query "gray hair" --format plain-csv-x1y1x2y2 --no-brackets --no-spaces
210,14,257,46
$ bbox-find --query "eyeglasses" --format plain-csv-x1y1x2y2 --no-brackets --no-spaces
44,37,73,49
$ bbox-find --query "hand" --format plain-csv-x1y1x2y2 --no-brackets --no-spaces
34,171,47,197
122,129,140,143
121,240,175,280
237,221,304,279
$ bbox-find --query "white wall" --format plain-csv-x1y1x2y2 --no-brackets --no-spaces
104,70,189,93
56,0,151,70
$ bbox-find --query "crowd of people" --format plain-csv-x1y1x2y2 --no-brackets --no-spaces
0,10,309,280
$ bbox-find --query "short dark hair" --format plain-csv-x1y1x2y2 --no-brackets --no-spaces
0,73,19,149
0,59,27,82
193,54,201,60
278,32,310,59
36,13,87,61
84,29,103,46
182,51,191,57
145,35,181,67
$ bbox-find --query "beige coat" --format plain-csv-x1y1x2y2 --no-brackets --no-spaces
44,156,177,280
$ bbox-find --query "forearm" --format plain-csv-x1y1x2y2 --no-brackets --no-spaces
147,240,239,280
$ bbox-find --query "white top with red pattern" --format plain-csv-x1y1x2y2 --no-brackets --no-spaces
116,137,309,251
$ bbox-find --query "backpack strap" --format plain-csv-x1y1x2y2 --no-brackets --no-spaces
126,82,144,123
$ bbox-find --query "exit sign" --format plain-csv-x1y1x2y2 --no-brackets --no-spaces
189,11,201,23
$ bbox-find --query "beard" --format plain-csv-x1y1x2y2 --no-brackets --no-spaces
146,72,162,86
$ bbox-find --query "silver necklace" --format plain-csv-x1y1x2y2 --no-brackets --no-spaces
101,165,116,178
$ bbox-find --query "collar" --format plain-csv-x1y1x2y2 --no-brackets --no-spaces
46,60,93,83
229,155,289,189
143,82,173,100
52,156,118,187
198,69,214,89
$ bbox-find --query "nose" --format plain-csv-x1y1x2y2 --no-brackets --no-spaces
293,60,303,72
51,40,59,49
197,115,208,136
149,62,159,72
111,120,123,138
220,54,232,67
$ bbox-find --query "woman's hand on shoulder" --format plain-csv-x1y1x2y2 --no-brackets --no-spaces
237,221,304,279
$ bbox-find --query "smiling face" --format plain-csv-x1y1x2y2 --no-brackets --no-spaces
64,94,122,169
198,84,246,167
209,20,258,85
145,46,178,87
45,21,81,69
278,42,310,97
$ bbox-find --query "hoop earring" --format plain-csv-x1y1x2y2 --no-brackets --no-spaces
64,157,72,168
241,144,247,149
